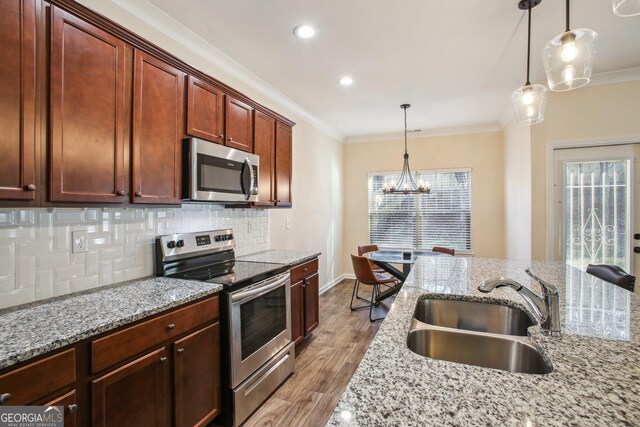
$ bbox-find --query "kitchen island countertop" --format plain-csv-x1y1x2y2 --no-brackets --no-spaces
328,256,640,426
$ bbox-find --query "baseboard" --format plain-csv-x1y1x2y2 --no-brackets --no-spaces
319,273,352,295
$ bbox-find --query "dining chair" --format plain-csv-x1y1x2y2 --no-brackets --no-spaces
350,254,396,322
432,246,455,256
586,264,635,292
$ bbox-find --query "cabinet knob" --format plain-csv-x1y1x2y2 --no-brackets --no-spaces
228,136,233,142
67,404,78,414
0,393,11,404
218,133,225,139
160,356,167,363
303,268,308,272
177,348,185,354
134,192,142,197
116,190,126,196
25,184,36,191
167,323,175,330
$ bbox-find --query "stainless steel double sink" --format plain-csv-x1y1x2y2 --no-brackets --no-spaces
407,298,553,374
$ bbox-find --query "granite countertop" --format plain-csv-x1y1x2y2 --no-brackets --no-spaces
237,249,321,267
0,277,223,370
328,257,640,426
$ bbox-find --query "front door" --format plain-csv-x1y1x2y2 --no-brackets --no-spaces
553,144,638,277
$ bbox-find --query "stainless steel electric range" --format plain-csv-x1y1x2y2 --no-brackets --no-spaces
155,229,295,426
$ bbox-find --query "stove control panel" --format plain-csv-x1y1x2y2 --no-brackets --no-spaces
157,229,235,262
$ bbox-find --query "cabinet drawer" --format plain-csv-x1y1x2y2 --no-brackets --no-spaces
91,296,219,373
290,258,318,284
0,348,75,405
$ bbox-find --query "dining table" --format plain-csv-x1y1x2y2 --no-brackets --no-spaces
365,250,445,302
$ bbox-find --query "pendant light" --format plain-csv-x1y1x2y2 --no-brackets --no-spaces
611,0,640,17
382,105,430,195
542,0,598,91
511,0,547,126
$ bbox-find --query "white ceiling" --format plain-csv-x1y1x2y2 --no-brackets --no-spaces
141,0,640,139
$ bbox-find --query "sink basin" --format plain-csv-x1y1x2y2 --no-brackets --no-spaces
413,298,535,336
407,326,553,374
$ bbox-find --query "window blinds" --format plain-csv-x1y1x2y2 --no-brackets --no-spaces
368,170,471,250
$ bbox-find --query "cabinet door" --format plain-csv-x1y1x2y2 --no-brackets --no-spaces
290,280,304,345
274,122,292,207
45,390,78,427
225,96,253,152
303,273,319,336
50,7,126,203
173,323,221,427
253,111,275,206
186,76,225,144
0,0,36,201
92,348,169,427
132,50,184,204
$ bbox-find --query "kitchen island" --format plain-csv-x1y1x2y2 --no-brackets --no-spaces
328,257,640,426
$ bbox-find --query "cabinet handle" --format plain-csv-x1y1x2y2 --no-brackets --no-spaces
167,323,175,330
67,404,78,414
0,393,11,404
218,133,225,139
177,348,185,354
228,136,233,142
160,356,167,363
134,192,142,197
25,184,36,191
116,190,126,196
303,268,308,273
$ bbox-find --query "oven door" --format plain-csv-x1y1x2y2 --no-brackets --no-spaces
189,138,258,202
229,273,291,388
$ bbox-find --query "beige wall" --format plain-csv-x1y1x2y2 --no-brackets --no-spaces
76,0,344,288
503,119,532,260
530,80,640,260
342,132,505,274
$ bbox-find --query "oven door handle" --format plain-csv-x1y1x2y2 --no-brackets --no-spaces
231,273,290,303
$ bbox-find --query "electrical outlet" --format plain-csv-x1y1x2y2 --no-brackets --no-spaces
72,231,88,254
285,218,291,230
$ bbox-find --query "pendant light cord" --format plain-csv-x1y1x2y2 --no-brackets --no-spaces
525,4,531,85
565,0,570,32
403,107,408,155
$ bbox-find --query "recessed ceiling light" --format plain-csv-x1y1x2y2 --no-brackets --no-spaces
338,76,354,86
293,25,316,39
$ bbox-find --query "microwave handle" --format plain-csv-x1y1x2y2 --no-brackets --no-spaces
241,158,255,200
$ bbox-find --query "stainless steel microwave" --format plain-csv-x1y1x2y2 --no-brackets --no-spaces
183,137,259,203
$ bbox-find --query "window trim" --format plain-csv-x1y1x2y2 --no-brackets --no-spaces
367,167,473,254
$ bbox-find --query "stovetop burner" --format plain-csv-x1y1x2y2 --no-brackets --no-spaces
174,261,288,289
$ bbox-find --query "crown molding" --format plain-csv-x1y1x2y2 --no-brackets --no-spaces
91,0,344,142
344,123,502,144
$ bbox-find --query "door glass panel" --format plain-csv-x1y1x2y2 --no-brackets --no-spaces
240,286,286,360
197,154,242,194
564,160,630,270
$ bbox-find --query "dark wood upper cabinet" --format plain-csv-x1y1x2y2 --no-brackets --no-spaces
132,50,184,204
186,75,225,144
225,96,254,152
274,122,292,207
253,110,276,206
49,7,127,203
0,0,36,201
92,348,169,427
173,323,221,427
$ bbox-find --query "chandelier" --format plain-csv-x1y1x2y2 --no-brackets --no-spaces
382,104,431,195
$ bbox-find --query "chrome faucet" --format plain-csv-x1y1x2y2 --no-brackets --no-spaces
477,268,561,337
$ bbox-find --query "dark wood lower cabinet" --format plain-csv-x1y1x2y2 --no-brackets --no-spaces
303,273,320,336
173,323,221,427
291,281,304,345
92,348,169,427
45,390,78,427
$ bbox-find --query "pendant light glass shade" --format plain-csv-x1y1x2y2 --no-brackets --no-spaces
612,0,640,16
542,29,598,91
511,83,548,125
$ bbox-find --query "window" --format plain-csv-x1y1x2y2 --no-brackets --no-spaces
368,169,471,251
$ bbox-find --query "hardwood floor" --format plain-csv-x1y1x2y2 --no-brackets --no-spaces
242,279,391,427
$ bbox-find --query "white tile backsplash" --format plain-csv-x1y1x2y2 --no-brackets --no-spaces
0,205,269,308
